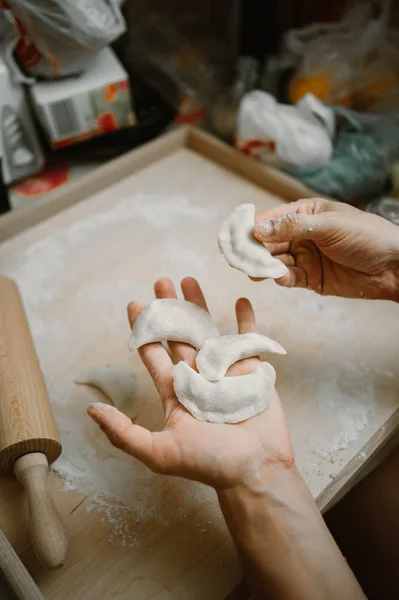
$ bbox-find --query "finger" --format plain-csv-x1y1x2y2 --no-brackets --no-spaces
153,277,197,366
291,240,323,294
181,277,209,312
254,212,331,245
251,262,309,288
275,266,308,289
235,298,256,333
262,241,290,255
154,277,177,299
127,302,175,405
255,201,304,223
88,402,154,460
274,253,296,267
127,301,144,329
249,253,294,283
255,197,329,225
228,298,259,375
88,403,176,473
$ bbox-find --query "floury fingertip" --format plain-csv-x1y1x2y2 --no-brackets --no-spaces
255,220,274,234
89,402,113,410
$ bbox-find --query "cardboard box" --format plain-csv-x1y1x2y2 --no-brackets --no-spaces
0,44,44,184
30,47,136,149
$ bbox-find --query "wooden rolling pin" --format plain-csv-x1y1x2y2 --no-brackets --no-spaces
0,530,44,600
0,275,68,569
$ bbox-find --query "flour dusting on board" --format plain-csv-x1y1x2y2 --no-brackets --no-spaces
0,174,397,545
0,190,223,546
65,193,214,242
253,283,393,487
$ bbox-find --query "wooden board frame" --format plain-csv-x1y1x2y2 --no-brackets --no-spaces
1,126,396,511
0,127,398,600
0,127,314,243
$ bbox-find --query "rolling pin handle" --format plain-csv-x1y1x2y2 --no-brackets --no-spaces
14,452,68,570
0,530,44,600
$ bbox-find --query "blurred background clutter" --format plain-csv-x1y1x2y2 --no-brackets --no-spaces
0,0,398,221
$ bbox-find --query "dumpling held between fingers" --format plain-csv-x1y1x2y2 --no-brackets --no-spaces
128,298,219,351
196,332,286,381
173,360,276,424
218,203,288,278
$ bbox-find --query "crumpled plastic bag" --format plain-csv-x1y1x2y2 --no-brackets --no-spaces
298,109,399,202
287,2,399,111
236,90,335,172
1,0,126,78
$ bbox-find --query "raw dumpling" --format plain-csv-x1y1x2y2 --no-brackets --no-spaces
218,203,288,278
173,360,276,424
196,332,286,381
129,298,219,351
75,362,139,417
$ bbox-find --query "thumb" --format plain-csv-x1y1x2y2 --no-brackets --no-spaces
88,402,155,466
254,212,328,244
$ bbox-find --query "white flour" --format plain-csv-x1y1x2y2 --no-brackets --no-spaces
0,183,397,544
0,190,222,545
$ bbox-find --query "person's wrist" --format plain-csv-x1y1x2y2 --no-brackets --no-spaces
218,461,367,600
217,462,308,524
216,462,320,559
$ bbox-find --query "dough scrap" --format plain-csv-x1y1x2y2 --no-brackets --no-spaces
218,203,288,278
75,362,139,417
128,298,219,351
173,360,276,424
196,332,286,381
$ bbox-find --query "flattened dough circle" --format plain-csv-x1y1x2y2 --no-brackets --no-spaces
196,332,286,381
218,203,288,278
173,361,276,424
128,298,219,351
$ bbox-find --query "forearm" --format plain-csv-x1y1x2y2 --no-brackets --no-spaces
218,465,366,600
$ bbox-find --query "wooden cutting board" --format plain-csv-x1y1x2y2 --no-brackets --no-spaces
0,128,398,599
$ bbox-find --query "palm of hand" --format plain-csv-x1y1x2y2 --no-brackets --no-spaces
161,369,290,489
88,277,293,491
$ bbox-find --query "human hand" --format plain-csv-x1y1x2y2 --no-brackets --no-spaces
253,198,399,301
87,277,294,491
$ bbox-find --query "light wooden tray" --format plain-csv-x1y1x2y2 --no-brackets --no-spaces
0,127,397,600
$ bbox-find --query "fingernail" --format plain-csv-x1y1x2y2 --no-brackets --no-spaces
89,402,114,410
88,402,113,423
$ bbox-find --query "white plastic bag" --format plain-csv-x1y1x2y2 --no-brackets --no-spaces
2,0,126,78
236,90,334,172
